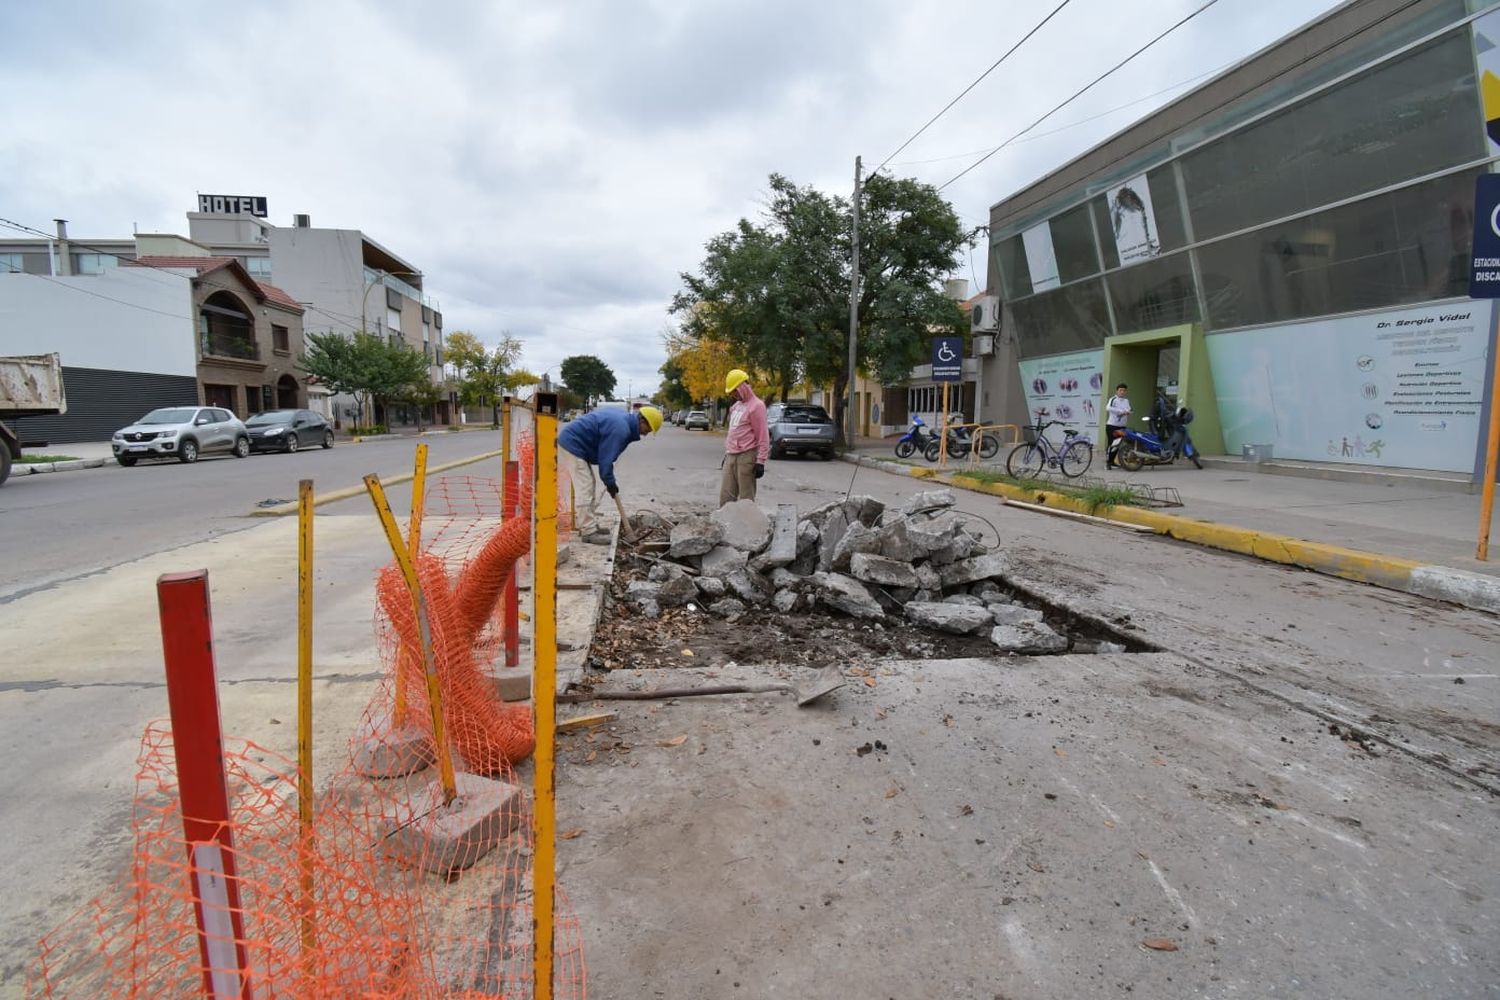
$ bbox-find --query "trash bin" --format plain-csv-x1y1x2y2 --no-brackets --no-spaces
1242,443,1274,464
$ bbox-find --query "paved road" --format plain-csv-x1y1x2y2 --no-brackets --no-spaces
0,430,504,604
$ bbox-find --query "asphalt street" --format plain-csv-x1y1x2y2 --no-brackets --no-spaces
0,430,505,604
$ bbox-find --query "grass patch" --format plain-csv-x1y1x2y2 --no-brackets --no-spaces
17,454,81,463
951,468,1144,515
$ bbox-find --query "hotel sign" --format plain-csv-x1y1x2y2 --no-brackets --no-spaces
197,194,268,217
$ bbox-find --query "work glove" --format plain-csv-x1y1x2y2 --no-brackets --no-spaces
606,482,619,498
753,463,765,479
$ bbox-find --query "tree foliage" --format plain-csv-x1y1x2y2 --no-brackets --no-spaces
559,354,617,407
672,172,973,435
301,331,430,425
661,326,749,403
446,331,524,425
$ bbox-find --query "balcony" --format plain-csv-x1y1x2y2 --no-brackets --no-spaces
364,267,439,311
201,333,260,361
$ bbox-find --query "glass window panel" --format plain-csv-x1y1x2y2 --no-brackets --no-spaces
1147,166,1186,251
994,234,1031,299
1195,168,1481,330
1091,197,1120,270
1106,252,1200,334
1051,203,1100,283
1182,31,1481,241
1012,279,1111,359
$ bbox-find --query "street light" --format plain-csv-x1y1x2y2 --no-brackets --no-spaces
360,268,425,338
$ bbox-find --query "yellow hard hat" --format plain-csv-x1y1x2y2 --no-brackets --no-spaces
638,405,663,434
725,368,749,393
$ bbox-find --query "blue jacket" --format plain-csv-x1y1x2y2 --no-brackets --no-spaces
557,409,640,492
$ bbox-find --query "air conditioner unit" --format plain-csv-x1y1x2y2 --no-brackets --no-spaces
971,295,1000,332
973,334,996,356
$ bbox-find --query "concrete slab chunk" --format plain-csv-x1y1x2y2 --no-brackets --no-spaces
831,521,881,571
381,771,525,874
899,489,958,518
849,552,920,589
904,601,993,635
810,572,884,620
711,501,772,553
699,544,749,577
756,503,798,570
940,551,1011,589
669,516,723,558
353,715,435,779
816,508,849,572
990,604,1044,626
990,622,1069,654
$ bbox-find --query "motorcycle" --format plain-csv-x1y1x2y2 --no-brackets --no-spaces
894,416,936,459
922,416,1000,463
1113,405,1203,471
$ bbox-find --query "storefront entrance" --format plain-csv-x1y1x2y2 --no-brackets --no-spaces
1100,324,1224,455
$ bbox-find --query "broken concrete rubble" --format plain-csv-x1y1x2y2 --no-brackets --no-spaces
809,572,884,620
698,544,749,577
709,597,747,621
725,568,773,605
753,504,797,571
711,500,772,554
795,519,820,557
768,567,801,591
940,551,1010,589
694,576,726,598
830,521,881,572
897,489,958,519
816,508,849,572
903,601,992,635
849,552,920,590
989,605,1044,626
655,574,699,608
990,622,1069,654
668,516,723,558
772,589,798,613
843,495,885,528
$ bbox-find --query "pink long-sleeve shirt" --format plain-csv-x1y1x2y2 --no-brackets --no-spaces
725,389,770,462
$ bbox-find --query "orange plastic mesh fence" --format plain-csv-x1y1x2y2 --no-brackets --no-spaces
30,432,590,998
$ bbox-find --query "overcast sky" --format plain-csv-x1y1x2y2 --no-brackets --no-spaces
1,0,1340,396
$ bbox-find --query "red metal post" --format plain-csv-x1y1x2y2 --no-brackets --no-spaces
156,570,254,1000
504,459,521,668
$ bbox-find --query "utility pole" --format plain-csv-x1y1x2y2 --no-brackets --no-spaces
845,156,862,450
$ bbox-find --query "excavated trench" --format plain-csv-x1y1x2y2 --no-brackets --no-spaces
587,499,1157,675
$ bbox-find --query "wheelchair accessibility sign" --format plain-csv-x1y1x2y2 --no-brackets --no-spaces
931,336,963,382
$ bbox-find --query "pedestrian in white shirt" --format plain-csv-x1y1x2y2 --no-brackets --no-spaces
1105,383,1131,469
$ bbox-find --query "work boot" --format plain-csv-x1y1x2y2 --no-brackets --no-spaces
581,529,612,545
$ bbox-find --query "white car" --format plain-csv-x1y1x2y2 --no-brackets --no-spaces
112,406,251,466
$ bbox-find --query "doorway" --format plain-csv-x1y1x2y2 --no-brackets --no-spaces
203,383,237,412
1100,324,1224,455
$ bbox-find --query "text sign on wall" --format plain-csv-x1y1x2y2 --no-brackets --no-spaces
1469,174,1500,297
931,337,964,382
197,194,268,217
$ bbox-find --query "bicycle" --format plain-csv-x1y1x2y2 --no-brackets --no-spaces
1005,421,1093,479
921,420,1001,462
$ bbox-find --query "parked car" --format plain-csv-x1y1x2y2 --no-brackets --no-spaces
245,409,334,453
768,402,835,459
112,406,250,465
684,410,710,430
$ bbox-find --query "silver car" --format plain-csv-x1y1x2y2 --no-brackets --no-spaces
768,402,835,459
112,406,251,466
684,410,710,430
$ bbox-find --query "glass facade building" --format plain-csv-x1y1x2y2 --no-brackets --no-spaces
985,0,1499,477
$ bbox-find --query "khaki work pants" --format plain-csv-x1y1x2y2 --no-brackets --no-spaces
719,449,758,507
564,448,599,533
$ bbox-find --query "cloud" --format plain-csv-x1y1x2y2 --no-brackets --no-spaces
1,0,1342,394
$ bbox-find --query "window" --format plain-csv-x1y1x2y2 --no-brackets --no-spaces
387,307,401,334
994,234,1032,299
272,324,290,353
1051,203,1100,284
1011,278,1111,358
72,253,118,274
1195,167,1480,330
1181,31,1482,242
1105,251,1200,334
0,253,21,273
244,257,272,278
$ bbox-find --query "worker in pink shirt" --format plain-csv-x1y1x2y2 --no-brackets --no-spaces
720,368,769,506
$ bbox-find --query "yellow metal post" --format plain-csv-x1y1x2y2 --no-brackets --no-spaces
531,392,560,1000
296,479,317,975
501,397,513,487
1478,312,1500,559
394,444,429,726
364,473,459,804
938,382,950,466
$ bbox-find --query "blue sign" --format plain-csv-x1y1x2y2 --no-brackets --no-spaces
931,336,963,382
1469,175,1500,298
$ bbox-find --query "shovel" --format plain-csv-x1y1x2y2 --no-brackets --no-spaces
612,494,638,544
560,671,845,708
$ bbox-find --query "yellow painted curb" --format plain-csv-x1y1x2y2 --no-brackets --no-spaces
854,455,1426,594
249,449,504,517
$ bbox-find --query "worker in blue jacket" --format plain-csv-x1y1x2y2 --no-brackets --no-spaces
558,405,662,543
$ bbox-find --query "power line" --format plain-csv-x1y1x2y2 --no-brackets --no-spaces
0,257,196,320
873,0,1072,175
888,59,1235,168
940,0,1221,191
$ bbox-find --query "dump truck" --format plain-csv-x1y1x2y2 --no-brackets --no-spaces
0,353,67,486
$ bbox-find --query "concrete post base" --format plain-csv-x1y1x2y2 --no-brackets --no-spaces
352,715,435,779
380,771,526,874
486,666,533,703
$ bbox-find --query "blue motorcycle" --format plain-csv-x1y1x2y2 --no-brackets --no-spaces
894,416,935,459
1113,406,1204,471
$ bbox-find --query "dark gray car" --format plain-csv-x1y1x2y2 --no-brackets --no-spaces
246,409,334,453
768,402,835,459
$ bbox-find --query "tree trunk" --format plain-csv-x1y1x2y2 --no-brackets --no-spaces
832,371,849,447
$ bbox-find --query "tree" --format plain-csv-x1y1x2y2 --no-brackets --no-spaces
673,172,973,440
301,331,430,428
559,355,617,408
656,355,693,411
403,378,446,432
662,326,744,403
446,330,524,426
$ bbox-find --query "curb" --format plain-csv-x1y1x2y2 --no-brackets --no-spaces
841,452,1500,616
249,449,505,517
8,456,112,476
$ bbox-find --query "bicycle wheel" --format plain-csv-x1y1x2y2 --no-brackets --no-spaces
1006,442,1045,478
977,433,1000,460
894,440,915,459
1060,440,1093,478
